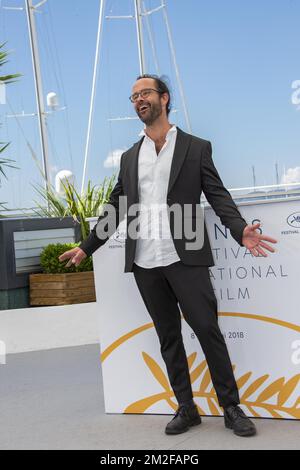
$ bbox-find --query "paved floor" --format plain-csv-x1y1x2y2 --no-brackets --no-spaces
0,344,299,450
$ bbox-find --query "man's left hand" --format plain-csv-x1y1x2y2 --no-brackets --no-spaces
242,222,277,257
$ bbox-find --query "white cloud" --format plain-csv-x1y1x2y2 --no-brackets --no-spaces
104,149,126,169
281,166,300,185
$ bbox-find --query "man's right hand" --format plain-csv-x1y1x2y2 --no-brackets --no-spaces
58,247,87,267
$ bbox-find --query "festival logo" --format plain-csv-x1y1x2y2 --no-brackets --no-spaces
100,314,300,419
287,212,300,228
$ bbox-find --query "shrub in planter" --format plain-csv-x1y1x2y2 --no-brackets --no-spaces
40,243,93,273
30,243,96,306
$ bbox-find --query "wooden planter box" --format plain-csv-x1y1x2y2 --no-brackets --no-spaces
29,271,96,306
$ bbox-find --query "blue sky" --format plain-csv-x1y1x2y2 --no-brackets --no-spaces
1,0,300,209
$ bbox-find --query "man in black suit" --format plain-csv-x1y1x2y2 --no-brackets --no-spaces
59,74,277,437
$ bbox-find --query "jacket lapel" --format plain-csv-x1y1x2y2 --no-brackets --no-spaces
128,136,144,203
128,126,192,202
167,127,192,195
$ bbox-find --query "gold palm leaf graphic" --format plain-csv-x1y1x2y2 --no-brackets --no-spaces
187,351,197,369
124,353,300,419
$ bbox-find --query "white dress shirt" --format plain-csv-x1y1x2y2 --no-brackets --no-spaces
134,125,181,269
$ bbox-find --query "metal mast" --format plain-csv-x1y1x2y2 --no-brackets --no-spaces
81,0,106,195
134,0,146,75
25,0,51,192
81,0,191,192
161,0,192,133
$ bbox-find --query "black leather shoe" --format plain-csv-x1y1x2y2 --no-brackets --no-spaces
165,403,202,435
224,405,257,437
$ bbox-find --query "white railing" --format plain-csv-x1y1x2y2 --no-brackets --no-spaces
201,182,300,206
1,183,300,216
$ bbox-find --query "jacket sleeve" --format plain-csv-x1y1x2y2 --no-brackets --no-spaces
200,141,248,246
79,153,126,256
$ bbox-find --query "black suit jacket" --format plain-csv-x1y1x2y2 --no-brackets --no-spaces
79,127,248,272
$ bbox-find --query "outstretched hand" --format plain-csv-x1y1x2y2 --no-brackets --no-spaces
242,222,277,257
58,247,87,267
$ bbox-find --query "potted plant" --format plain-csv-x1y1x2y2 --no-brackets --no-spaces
29,242,96,306
28,175,117,307
32,177,116,240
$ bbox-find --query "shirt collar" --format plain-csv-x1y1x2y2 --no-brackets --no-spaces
139,125,177,139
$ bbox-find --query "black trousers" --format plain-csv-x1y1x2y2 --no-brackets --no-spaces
132,260,240,408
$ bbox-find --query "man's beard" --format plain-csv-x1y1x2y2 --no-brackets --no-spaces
137,101,162,125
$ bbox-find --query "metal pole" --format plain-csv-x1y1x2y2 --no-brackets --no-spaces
81,0,106,195
25,0,51,192
142,0,160,75
134,0,146,75
161,0,192,133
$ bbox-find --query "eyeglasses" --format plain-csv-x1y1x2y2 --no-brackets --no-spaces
129,88,161,103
